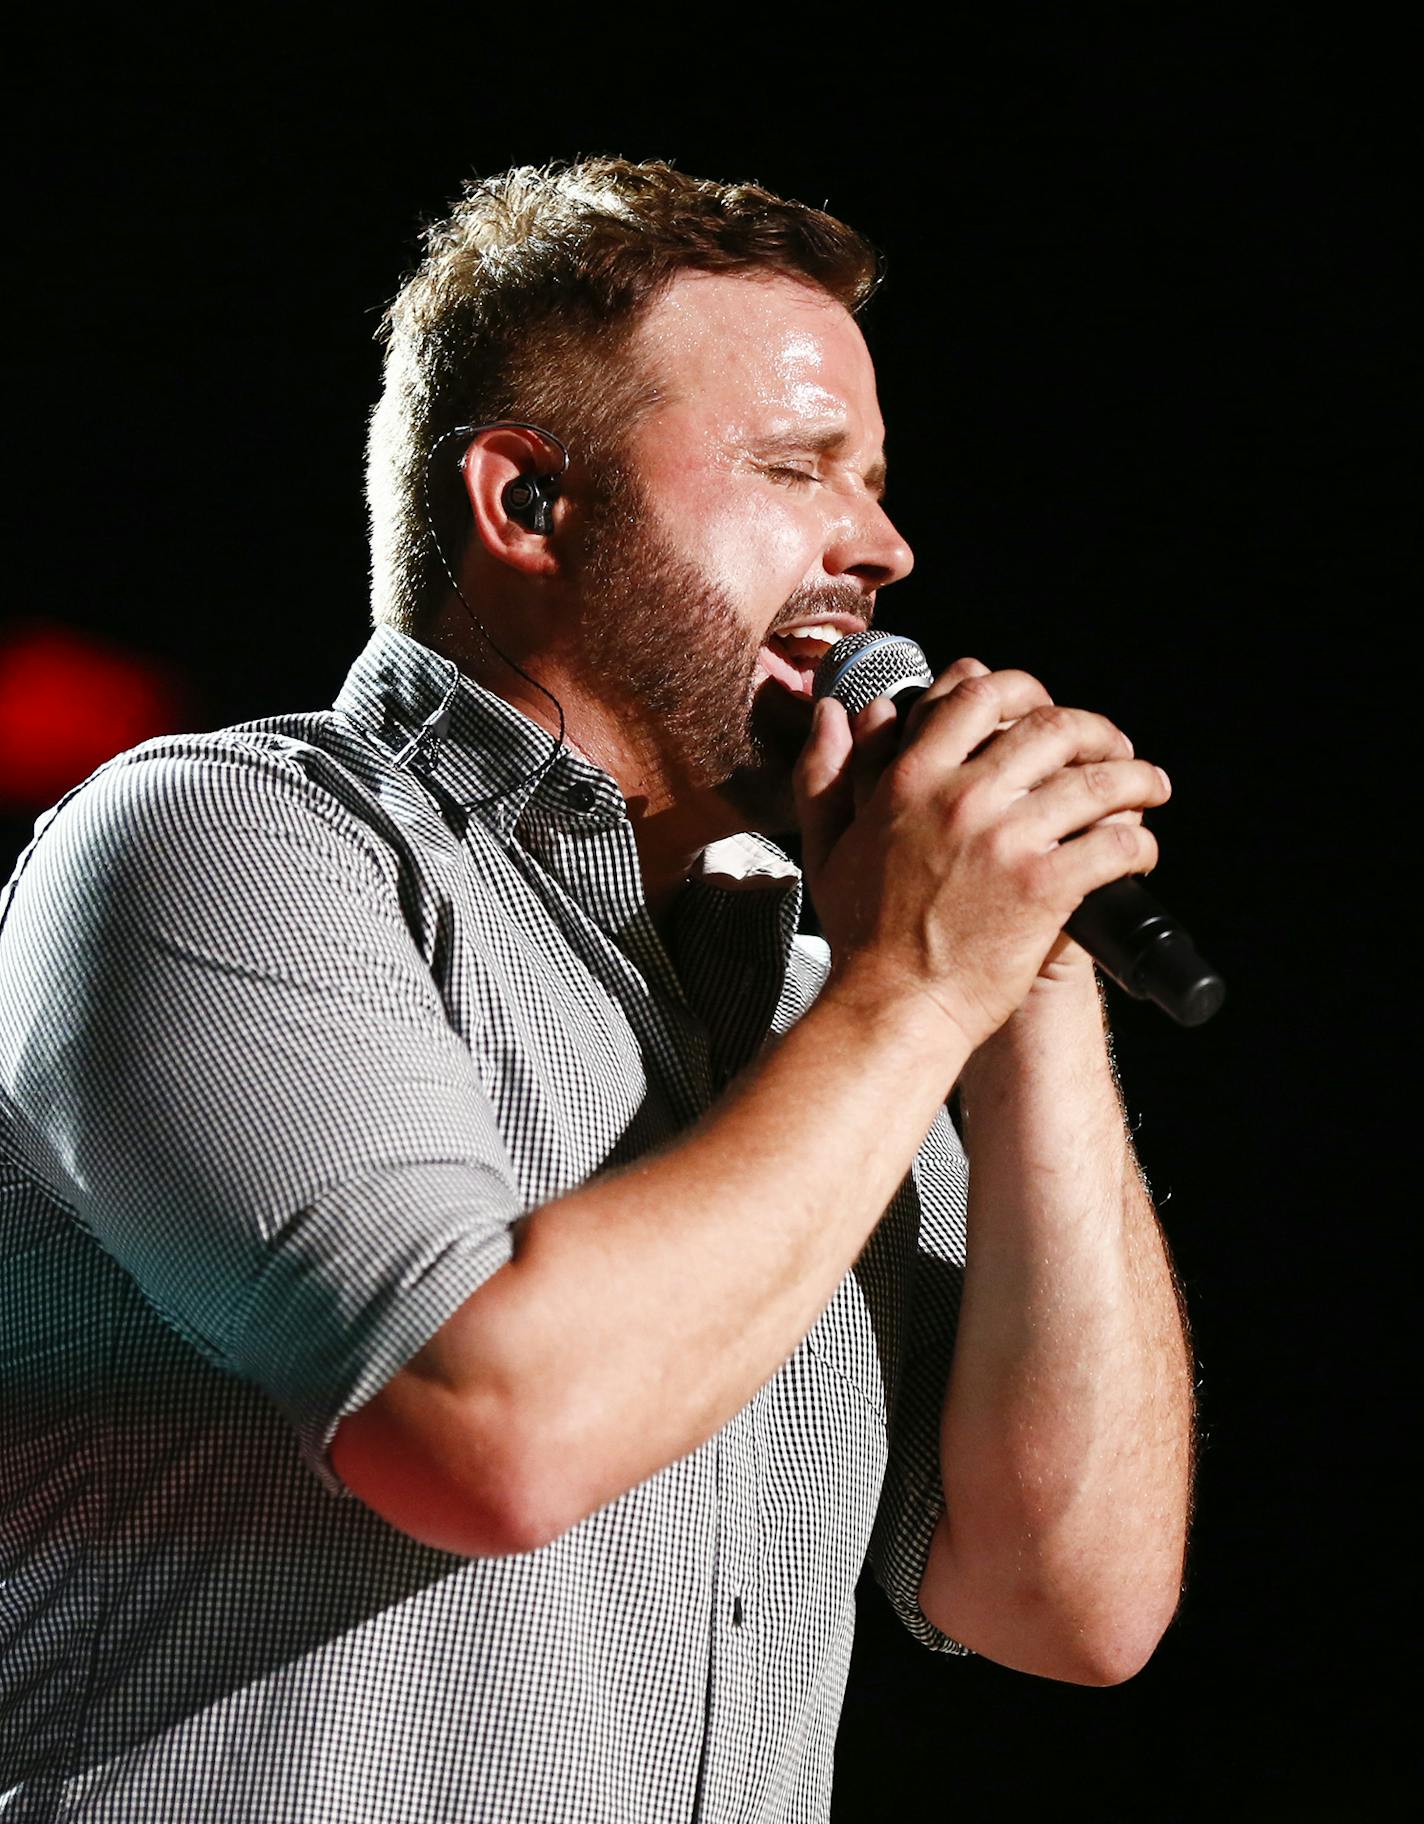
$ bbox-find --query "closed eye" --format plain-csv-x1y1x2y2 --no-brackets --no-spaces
765,464,819,486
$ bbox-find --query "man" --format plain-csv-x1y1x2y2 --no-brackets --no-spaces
0,159,1191,1821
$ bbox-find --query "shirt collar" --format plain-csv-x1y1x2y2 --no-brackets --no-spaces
333,625,623,839
334,625,803,906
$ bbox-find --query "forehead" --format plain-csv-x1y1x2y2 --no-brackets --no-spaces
629,268,883,442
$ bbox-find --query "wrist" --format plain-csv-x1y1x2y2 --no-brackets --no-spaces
959,963,1112,1102
820,954,977,1089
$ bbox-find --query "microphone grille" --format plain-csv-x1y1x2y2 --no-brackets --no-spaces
813,630,933,716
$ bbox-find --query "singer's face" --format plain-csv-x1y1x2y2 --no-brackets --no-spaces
569,270,914,816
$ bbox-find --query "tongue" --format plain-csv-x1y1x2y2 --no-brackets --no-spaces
759,640,819,696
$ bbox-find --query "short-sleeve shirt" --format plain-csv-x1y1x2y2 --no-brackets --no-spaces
0,626,969,1824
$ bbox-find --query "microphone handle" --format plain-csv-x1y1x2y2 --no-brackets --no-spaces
1065,878,1226,1027
886,682,1225,1027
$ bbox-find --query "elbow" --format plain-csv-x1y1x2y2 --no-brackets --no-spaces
1057,1624,1168,1688
1044,1590,1182,1687
331,1378,586,1560
423,1455,578,1561
347,1447,583,1562
483,1452,588,1557
921,1552,1181,1687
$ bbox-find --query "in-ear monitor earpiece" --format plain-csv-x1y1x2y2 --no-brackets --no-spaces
502,474,559,534
416,419,571,804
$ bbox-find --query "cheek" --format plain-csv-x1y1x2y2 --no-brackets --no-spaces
694,490,819,607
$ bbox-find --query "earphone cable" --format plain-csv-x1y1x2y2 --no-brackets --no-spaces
417,421,572,806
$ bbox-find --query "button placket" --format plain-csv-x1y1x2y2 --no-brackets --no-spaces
699,1404,761,1822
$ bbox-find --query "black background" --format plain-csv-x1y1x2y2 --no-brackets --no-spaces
6,8,1409,1816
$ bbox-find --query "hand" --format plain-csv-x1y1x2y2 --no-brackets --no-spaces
794,659,1171,1052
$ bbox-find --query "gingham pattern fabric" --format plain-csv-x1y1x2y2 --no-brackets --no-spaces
0,626,970,1824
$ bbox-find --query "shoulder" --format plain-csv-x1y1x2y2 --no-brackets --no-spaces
3,720,424,946
34,714,413,865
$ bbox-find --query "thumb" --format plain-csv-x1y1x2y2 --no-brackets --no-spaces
795,697,854,880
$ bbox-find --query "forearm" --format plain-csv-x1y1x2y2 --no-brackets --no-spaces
334,964,968,1555
922,971,1193,1683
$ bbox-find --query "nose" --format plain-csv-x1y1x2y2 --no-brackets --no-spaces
823,497,915,591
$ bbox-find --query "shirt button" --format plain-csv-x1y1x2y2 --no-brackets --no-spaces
567,782,597,812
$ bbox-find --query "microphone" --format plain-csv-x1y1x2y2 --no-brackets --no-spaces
813,631,1226,1027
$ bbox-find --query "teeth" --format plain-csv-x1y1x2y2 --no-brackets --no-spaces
775,624,841,646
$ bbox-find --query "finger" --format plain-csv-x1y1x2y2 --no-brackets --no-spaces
851,697,900,814
976,704,1135,795
898,668,1057,775
896,656,989,746
1013,757,1171,845
1053,819,1161,904
900,660,1047,749
794,697,854,878
1021,824,1163,935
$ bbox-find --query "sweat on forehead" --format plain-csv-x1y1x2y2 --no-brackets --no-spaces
619,271,888,499
631,269,867,393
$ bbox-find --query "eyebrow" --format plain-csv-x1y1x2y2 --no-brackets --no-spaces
752,429,888,499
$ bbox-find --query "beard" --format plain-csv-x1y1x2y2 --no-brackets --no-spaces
573,456,866,828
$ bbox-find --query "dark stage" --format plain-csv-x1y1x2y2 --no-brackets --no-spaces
4,11,1407,1816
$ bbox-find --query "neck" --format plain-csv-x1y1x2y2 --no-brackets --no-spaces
423,611,759,936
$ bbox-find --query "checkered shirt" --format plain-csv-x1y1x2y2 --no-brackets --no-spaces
0,626,970,1823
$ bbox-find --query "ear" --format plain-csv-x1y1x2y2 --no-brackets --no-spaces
457,425,564,577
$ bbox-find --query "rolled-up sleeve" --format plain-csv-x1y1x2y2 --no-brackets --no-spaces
0,739,521,1489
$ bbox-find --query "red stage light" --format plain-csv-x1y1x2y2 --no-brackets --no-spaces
0,623,190,812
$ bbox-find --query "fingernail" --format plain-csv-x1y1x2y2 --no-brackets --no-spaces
1155,765,1171,793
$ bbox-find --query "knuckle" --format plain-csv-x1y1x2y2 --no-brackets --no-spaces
1021,851,1061,906
1033,703,1076,740
951,672,998,707
884,752,923,810
947,774,994,831
1005,668,1050,703
1084,762,1117,800
943,656,989,681
982,819,1019,867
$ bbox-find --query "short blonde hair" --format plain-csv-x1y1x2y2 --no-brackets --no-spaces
366,158,880,633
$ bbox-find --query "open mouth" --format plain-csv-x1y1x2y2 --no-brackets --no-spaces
757,621,863,698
